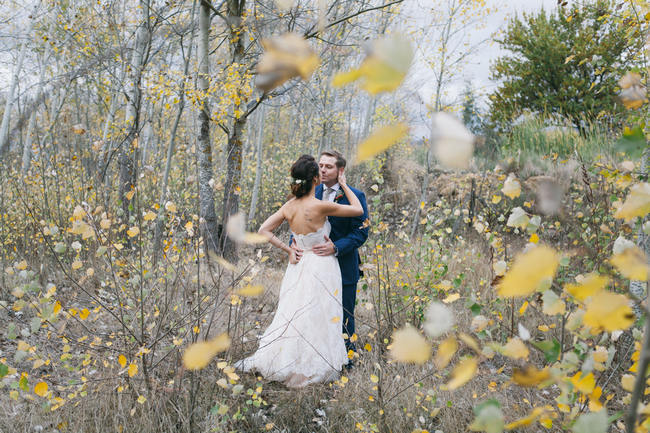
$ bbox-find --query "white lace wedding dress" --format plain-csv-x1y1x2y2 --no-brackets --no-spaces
235,221,348,387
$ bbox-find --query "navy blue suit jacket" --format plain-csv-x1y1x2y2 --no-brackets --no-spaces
316,184,369,285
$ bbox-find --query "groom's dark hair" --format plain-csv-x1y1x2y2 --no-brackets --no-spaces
320,150,346,169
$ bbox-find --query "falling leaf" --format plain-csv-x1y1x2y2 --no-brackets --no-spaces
583,291,634,332
610,246,649,280
572,410,608,433
498,246,559,297
226,212,269,244
505,407,547,430
502,174,521,199
244,233,269,244
423,302,454,337
512,365,551,387
236,284,265,297
128,363,138,377
388,325,432,364
570,371,596,395
434,336,458,369
444,357,478,390
125,189,135,201
34,382,48,397
541,290,565,315
503,337,529,360
355,123,409,163
614,183,650,222
618,72,647,109
470,315,489,333
72,124,86,134
182,333,231,370
165,201,177,213
126,226,140,237
118,355,127,368
256,33,320,91
431,112,474,169
333,34,413,94
506,207,530,229
564,274,609,300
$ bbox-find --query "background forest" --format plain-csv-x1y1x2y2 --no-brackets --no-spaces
0,0,649,432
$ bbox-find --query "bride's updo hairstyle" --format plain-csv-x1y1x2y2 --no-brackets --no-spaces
291,154,319,198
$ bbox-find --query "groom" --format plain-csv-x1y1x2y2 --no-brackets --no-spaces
295,150,369,358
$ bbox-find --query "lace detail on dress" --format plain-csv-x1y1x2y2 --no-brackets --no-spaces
235,219,347,387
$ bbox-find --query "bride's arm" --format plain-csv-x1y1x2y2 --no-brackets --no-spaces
318,172,363,217
258,205,298,263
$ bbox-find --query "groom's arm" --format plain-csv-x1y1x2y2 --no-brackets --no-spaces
333,189,369,256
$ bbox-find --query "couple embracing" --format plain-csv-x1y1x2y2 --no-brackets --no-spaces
235,151,369,388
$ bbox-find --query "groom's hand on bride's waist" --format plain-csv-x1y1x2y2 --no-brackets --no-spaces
313,235,336,256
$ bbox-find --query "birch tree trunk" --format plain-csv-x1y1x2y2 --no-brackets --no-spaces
153,0,198,263
0,3,38,156
248,104,266,224
197,0,221,253
118,0,151,219
219,0,247,260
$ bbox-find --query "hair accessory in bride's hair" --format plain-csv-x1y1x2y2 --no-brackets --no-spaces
293,178,306,184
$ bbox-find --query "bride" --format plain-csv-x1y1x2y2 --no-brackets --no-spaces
235,154,363,388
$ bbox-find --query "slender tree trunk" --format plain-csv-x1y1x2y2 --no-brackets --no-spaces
220,0,248,260
248,104,266,224
197,0,221,253
21,113,36,175
0,4,38,156
153,0,198,263
118,0,151,220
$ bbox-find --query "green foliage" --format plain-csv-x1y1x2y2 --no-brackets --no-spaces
489,0,645,129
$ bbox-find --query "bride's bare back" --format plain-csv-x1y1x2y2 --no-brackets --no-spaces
283,196,328,235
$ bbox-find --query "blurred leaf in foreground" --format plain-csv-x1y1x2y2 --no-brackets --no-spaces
431,112,474,169
183,333,231,370
388,325,431,364
497,246,559,297
333,33,413,94
614,183,650,222
356,123,409,163
256,33,320,92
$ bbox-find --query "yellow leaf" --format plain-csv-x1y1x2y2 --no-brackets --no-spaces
444,357,477,390
503,337,529,360
459,332,481,353
100,218,111,229
434,337,458,369
71,260,83,270
370,374,379,383
570,371,595,394
256,33,320,91
622,374,635,392
529,233,539,244
498,246,559,297
34,382,48,397
564,274,609,300
73,205,85,220
137,395,147,404
243,232,269,244
118,355,127,368
491,194,502,204
442,293,460,304
519,301,529,316
331,316,340,323
333,34,412,94
125,190,135,201
512,365,551,387
16,260,28,270
182,333,231,370
236,284,265,297
165,201,177,213
505,407,546,430
614,183,650,221
126,226,140,237
79,308,90,320
583,291,634,332
128,363,138,377
388,325,432,364
356,123,409,163
502,174,521,199
610,246,649,280
143,211,156,221
564,54,575,64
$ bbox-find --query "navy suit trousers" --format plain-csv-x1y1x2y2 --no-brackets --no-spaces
342,282,357,351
